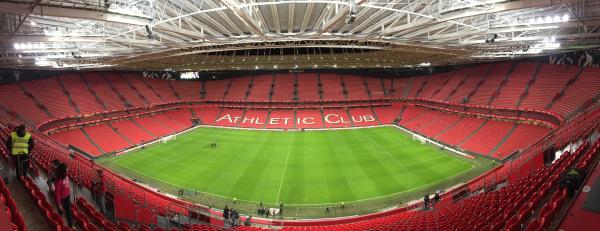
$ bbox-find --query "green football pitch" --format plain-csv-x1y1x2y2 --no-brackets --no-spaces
100,126,494,218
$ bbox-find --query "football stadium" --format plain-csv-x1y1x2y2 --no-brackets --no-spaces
0,1,599,231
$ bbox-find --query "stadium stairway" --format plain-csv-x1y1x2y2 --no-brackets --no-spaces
130,118,158,139
370,107,383,125
101,74,132,108
16,82,53,118
123,76,151,105
55,77,81,114
487,123,518,157
140,78,166,102
464,64,494,103
167,80,182,100
486,62,516,105
344,108,356,127
456,120,489,146
80,128,106,154
79,73,109,111
546,67,583,110
515,63,542,108
108,123,134,146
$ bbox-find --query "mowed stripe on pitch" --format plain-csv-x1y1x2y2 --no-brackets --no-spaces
108,126,473,204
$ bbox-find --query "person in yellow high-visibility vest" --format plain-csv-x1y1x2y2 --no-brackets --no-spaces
5,125,34,177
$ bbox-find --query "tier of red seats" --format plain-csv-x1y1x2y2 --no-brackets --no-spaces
492,124,551,159
297,74,320,101
348,108,379,126
125,75,164,103
161,109,194,128
459,120,514,155
372,107,399,124
322,109,352,128
225,76,252,101
214,109,245,127
133,116,174,137
416,111,461,138
468,62,514,105
170,80,201,101
491,62,539,107
82,72,125,110
239,110,269,128
22,176,70,231
50,128,102,156
146,79,179,102
418,72,452,99
364,77,385,99
550,67,600,116
246,75,273,102
343,75,368,100
265,110,295,129
406,77,427,98
75,197,116,231
397,106,427,125
21,77,77,118
58,74,105,114
320,74,345,101
0,82,51,124
519,64,577,110
3,62,598,128
295,110,323,129
399,107,438,130
271,74,294,102
103,74,147,107
436,117,485,146
204,79,229,101
111,120,155,144
83,124,130,153
193,108,221,125
0,177,26,231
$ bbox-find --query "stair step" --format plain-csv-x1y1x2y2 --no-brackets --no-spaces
80,128,105,154
457,120,489,146
488,123,519,158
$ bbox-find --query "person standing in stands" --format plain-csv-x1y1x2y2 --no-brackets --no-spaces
92,169,106,213
432,191,441,208
223,205,230,228
54,164,73,228
5,125,34,178
46,159,61,192
423,194,430,210
231,207,240,226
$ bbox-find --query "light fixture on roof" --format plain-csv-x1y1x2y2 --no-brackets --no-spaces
553,15,561,22
544,16,552,23
562,14,570,22
29,21,36,26
418,62,431,67
255,65,259,69
14,43,20,49
273,65,278,69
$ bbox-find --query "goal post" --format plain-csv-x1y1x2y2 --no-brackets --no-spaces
413,134,427,144
160,134,177,143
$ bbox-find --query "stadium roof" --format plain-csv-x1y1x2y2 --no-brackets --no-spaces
1,0,600,71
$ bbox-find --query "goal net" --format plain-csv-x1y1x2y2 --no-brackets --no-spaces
160,134,177,144
413,134,427,144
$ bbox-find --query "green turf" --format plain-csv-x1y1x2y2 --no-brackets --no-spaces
100,126,493,218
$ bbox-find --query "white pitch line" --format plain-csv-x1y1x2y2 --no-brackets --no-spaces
366,136,406,167
275,133,294,204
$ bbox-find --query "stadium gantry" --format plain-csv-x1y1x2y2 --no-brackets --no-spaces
0,0,599,231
